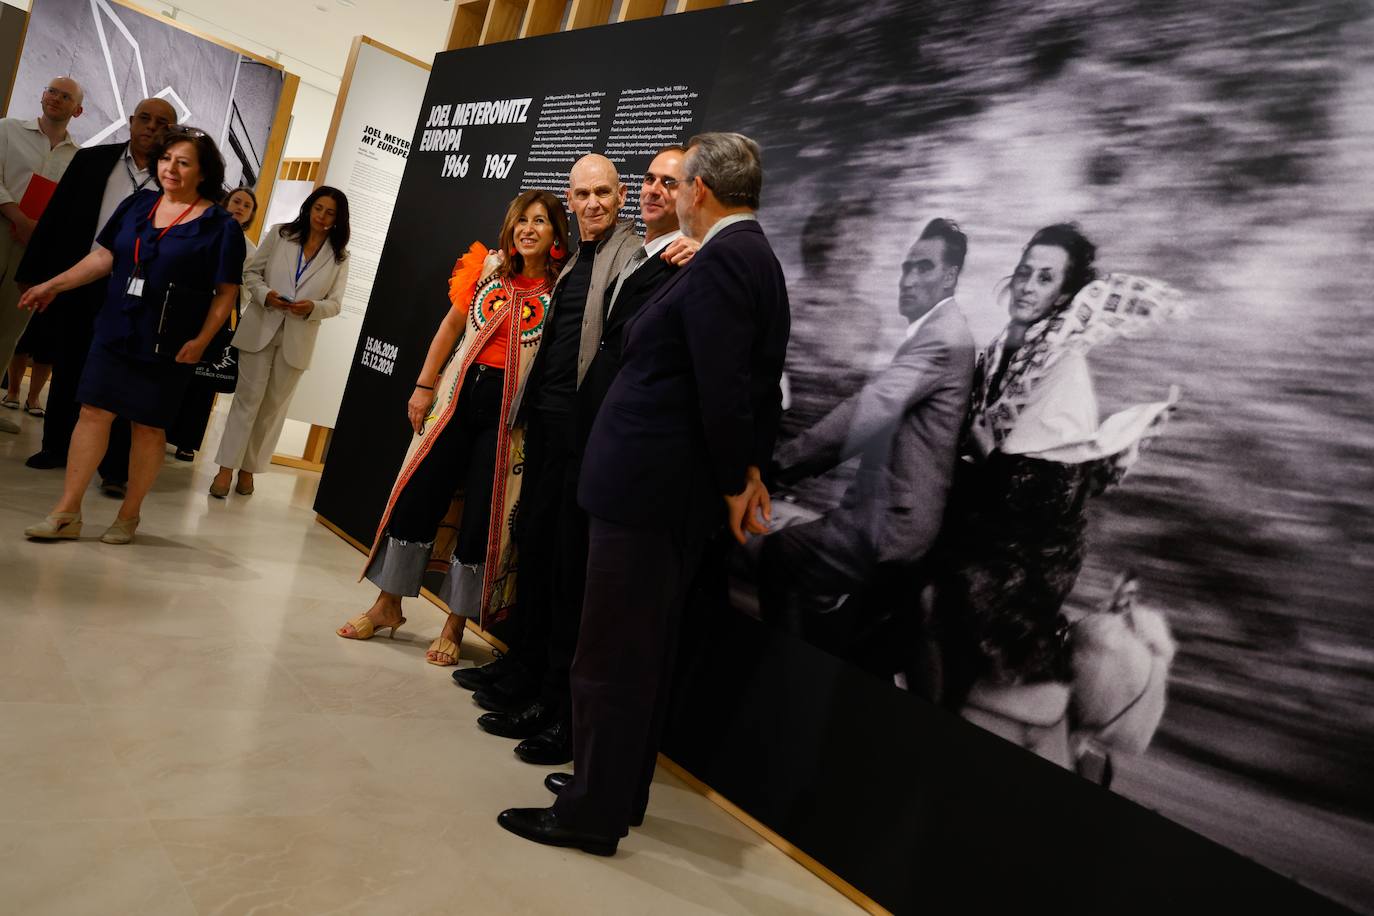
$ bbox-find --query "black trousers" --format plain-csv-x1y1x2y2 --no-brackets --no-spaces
511,408,588,721
387,364,502,562
553,515,707,837
43,291,129,483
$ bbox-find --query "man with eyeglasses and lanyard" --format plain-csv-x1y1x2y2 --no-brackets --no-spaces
0,78,84,435
15,97,177,492
472,147,694,769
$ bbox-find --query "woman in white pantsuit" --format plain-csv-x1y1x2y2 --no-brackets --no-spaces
211,187,350,497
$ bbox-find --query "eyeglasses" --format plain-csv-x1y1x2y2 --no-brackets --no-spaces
643,174,681,190
43,86,75,102
164,125,208,139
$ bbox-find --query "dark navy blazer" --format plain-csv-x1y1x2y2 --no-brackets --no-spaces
578,219,790,528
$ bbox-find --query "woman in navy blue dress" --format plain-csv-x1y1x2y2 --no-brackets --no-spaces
19,126,244,544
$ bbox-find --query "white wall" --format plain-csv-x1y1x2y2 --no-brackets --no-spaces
283,81,338,159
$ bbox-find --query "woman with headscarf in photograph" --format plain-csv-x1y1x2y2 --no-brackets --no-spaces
933,223,1183,708
336,188,569,668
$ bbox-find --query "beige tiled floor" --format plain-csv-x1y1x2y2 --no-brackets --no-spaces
0,401,856,915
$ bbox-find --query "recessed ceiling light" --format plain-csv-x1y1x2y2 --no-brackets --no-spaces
337,0,357,7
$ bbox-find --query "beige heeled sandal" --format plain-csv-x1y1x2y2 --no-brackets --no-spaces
100,516,140,545
25,512,82,540
426,636,461,667
336,613,406,640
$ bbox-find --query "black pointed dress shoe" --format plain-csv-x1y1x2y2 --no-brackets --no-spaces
25,450,65,470
451,655,516,692
497,807,617,856
472,686,532,714
515,720,572,765
477,700,554,739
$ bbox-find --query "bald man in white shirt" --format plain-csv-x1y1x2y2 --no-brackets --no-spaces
0,77,82,434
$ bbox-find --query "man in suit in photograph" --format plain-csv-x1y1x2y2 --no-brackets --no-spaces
758,218,976,649
474,146,693,766
498,131,790,854
15,97,178,493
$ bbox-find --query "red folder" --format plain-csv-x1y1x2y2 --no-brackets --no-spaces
19,174,58,220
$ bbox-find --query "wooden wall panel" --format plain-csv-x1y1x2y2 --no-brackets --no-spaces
567,0,614,30
617,0,667,21
447,0,490,50
670,0,728,12
482,0,528,45
521,0,570,37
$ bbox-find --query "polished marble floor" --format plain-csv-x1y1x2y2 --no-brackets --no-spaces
0,397,855,915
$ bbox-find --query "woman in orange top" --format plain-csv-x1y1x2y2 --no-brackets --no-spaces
338,189,570,666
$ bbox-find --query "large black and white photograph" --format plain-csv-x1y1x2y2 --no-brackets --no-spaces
7,0,285,187
701,0,1373,909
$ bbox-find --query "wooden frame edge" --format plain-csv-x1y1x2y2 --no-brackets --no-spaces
107,0,288,72
270,454,324,472
656,757,890,915
359,35,434,72
318,36,432,192
2,3,31,116
313,511,882,913
250,71,299,243
313,35,363,191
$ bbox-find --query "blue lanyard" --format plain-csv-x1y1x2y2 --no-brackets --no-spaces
295,243,318,287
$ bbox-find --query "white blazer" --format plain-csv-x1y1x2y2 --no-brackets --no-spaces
233,225,349,370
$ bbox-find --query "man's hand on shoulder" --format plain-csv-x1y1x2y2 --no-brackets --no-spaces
661,236,699,266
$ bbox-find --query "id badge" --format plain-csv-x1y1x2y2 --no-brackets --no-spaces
126,276,145,298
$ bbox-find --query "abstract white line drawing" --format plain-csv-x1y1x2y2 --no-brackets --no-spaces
86,0,193,144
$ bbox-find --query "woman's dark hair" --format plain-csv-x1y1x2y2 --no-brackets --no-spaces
278,186,350,262
151,127,227,202
221,186,259,226
495,189,570,285
1022,222,1098,304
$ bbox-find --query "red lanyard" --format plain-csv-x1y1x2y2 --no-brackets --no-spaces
133,195,198,270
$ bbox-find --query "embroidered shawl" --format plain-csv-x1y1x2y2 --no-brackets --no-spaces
363,242,551,627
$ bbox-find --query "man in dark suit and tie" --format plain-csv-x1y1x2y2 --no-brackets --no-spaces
474,146,694,765
759,219,976,654
16,97,178,493
498,132,790,854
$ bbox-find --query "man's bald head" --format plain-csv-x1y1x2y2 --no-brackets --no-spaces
128,98,178,162
40,77,83,123
569,154,618,188
567,153,626,242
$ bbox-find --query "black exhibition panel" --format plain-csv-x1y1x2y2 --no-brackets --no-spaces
315,3,1359,912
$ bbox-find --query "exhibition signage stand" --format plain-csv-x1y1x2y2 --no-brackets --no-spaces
311,4,1349,914
271,36,431,471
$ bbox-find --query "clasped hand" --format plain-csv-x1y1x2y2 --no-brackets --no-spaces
723,465,771,545
265,290,313,317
